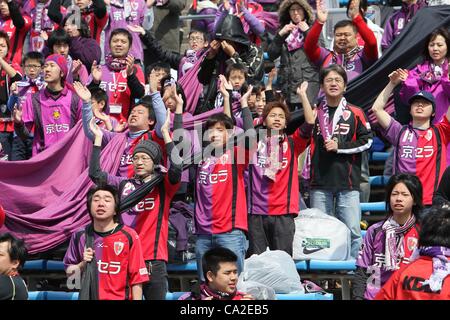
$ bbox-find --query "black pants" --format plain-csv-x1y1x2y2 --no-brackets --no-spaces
11,136,33,161
143,260,168,300
247,214,296,257
0,132,13,160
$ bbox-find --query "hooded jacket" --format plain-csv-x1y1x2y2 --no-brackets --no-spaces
267,0,319,105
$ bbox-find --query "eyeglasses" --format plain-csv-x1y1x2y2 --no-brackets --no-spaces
188,36,204,42
24,65,42,70
132,156,152,163
324,78,344,84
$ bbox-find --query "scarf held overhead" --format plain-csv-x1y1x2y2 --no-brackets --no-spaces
0,122,127,254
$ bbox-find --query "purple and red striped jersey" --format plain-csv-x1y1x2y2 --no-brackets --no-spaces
195,146,250,235
247,125,311,216
382,116,450,205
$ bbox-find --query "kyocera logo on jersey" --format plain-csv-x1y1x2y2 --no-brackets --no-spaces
114,241,124,255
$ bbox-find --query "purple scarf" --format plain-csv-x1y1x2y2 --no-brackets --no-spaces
411,246,450,292
285,27,304,52
105,54,128,72
382,215,417,271
200,283,237,300
316,98,346,141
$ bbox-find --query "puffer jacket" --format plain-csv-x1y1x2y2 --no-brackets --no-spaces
267,0,319,105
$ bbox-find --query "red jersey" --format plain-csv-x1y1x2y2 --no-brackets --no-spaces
82,11,108,44
64,224,149,300
375,256,450,300
119,176,180,262
195,146,250,234
99,65,146,123
1,16,32,66
248,125,311,216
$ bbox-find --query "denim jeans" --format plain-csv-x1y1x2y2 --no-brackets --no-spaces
195,229,248,282
310,189,362,258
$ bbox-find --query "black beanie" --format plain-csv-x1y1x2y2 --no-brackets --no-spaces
133,140,162,165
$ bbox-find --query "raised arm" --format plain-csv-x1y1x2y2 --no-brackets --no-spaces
304,0,328,65
147,70,166,138
349,0,378,62
161,109,183,185
297,81,317,125
371,69,408,129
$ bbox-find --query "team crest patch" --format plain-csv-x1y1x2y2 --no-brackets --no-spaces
220,154,229,165
407,237,418,252
52,109,61,120
114,241,124,255
425,129,433,141
342,110,351,121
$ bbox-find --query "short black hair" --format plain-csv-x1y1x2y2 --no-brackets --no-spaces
22,51,44,66
87,185,121,223
48,29,71,53
385,174,423,218
319,64,348,85
334,20,357,34
109,28,133,47
423,27,450,61
62,15,91,38
205,113,234,131
225,63,248,79
202,247,238,284
188,29,209,42
90,88,109,113
146,61,171,80
418,208,450,248
0,233,28,271
131,96,156,122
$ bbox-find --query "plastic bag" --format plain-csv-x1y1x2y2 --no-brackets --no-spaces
237,279,277,300
240,250,304,294
293,208,351,261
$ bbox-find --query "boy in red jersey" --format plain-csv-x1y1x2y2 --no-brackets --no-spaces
64,185,149,300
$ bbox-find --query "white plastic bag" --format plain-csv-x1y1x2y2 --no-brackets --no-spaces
236,279,277,300
240,250,304,294
293,208,351,261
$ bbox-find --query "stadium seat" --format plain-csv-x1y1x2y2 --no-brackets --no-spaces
23,260,46,271
360,201,386,212
370,151,390,162
369,175,391,187
167,260,198,272
46,260,65,271
308,259,356,272
295,260,308,271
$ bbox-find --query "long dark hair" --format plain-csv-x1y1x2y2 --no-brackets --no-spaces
385,174,423,218
62,15,91,38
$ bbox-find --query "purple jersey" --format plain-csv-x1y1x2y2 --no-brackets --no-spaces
104,1,148,62
22,87,82,155
356,221,420,300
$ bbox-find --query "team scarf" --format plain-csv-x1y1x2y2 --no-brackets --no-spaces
285,27,305,52
382,215,417,271
180,50,200,78
15,75,46,91
316,97,346,141
200,283,237,300
261,133,284,181
105,54,128,72
409,246,450,292
419,59,448,85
